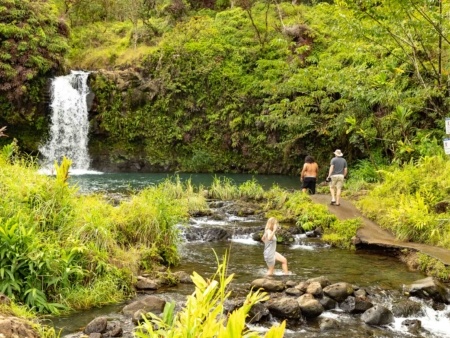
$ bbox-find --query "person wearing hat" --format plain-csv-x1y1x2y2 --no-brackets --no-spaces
326,149,348,206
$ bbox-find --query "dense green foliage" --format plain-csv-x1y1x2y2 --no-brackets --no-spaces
0,144,201,314
357,155,450,248
2,0,450,171
68,0,450,172
0,0,68,100
0,0,69,151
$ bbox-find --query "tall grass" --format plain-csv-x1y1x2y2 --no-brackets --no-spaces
238,178,265,200
0,144,205,313
209,176,240,200
357,155,450,248
322,218,362,249
158,176,208,212
112,183,189,265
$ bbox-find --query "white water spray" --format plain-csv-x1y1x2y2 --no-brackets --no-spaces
39,71,92,174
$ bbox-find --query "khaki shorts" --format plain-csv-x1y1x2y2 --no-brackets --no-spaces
330,175,345,189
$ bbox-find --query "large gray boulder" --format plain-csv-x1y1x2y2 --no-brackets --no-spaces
323,282,354,302
340,296,373,314
297,293,324,318
392,299,424,317
361,305,394,326
306,276,330,288
267,297,302,319
248,302,270,323
135,276,161,290
306,282,323,298
173,270,193,284
122,295,166,316
319,296,337,310
285,287,303,297
251,278,285,292
83,317,107,334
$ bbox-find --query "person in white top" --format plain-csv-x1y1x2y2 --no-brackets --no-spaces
326,149,348,206
261,217,289,276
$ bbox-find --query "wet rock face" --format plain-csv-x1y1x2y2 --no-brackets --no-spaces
251,278,286,292
173,270,193,284
406,277,450,304
323,282,354,302
306,276,330,288
392,299,424,317
319,296,337,310
319,317,340,331
248,302,270,323
135,276,161,290
82,318,124,337
361,305,394,325
122,295,166,316
306,281,323,298
184,227,231,242
402,319,422,335
297,293,324,318
339,295,373,314
267,297,302,319
84,317,107,334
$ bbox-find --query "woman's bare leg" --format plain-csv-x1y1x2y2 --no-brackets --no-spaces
266,265,275,276
275,252,289,274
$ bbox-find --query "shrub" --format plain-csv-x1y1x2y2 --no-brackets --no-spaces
322,218,362,249
209,176,240,200
357,155,450,248
238,178,266,200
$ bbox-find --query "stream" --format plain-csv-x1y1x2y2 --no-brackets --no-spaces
51,173,450,338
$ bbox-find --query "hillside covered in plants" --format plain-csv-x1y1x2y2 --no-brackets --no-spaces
1,0,449,173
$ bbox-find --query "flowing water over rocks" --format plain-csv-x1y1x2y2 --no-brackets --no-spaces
53,199,450,338
39,71,92,173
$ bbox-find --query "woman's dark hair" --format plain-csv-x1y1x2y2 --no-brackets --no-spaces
305,155,315,163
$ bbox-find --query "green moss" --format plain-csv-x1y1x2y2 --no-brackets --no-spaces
417,253,450,282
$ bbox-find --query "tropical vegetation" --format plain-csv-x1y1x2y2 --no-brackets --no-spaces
0,146,200,314
2,0,450,172
2,0,450,333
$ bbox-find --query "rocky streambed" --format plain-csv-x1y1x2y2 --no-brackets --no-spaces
58,274,450,338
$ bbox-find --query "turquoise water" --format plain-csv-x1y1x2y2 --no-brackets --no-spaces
69,172,301,193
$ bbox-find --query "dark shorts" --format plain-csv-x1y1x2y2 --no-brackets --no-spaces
302,177,317,194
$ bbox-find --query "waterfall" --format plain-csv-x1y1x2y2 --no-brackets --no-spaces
39,71,91,173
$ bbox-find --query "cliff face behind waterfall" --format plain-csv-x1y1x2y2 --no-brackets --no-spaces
1,0,450,173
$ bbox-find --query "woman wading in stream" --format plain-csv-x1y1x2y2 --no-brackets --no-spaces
262,217,290,276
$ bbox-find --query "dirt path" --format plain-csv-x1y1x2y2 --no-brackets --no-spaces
310,194,450,266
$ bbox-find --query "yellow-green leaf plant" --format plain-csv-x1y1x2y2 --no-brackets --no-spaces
136,252,286,338
54,156,72,187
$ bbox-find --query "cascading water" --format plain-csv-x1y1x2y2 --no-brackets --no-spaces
39,71,91,173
